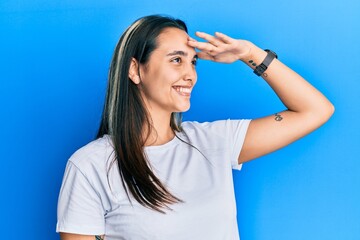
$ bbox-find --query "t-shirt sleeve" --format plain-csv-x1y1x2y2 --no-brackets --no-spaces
56,160,105,235
227,119,251,170
191,119,251,170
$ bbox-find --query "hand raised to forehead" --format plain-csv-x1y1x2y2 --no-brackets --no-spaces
187,31,252,63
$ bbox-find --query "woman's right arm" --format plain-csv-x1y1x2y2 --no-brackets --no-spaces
60,233,105,240
57,162,106,240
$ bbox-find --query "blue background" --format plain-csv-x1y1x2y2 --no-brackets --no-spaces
1,0,359,239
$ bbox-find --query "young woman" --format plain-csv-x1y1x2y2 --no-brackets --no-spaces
56,15,334,240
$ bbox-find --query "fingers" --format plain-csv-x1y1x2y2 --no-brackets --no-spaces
187,31,236,62
187,33,221,61
195,31,222,47
188,31,221,54
187,39,216,53
187,39,212,60
197,51,215,61
214,32,233,44
188,31,234,52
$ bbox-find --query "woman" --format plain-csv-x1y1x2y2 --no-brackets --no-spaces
56,15,334,240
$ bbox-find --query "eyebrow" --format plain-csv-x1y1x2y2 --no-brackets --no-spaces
166,50,198,59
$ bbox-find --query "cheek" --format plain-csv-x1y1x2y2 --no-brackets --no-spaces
141,63,183,91
157,68,180,86
140,71,170,94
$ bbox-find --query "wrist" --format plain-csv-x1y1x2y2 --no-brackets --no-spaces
236,41,253,61
253,49,278,76
240,44,267,65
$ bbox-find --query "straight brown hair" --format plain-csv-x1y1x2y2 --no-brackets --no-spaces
97,15,188,213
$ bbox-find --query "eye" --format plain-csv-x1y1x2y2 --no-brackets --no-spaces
171,57,182,63
192,59,198,66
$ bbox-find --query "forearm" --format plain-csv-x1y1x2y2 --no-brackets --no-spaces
188,32,335,162
240,43,334,118
60,233,105,240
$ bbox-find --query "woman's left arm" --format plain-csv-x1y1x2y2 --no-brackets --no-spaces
188,32,335,163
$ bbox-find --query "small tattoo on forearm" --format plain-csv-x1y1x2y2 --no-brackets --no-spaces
274,113,283,121
95,236,104,240
249,59,268,77
248,60,257,66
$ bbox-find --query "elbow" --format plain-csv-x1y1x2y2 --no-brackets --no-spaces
303,100,335,128
325,101,335,121
317,101,335,125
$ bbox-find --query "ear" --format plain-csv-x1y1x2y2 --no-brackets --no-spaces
128,58,140,84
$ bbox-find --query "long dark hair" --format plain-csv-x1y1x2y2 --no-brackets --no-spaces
97,15,188,213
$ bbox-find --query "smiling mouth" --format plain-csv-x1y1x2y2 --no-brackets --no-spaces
172,86,192,96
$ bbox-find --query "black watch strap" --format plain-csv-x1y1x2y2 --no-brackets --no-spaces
254,49,278,76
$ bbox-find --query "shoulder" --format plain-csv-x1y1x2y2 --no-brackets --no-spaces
181,119,251,146
68,135,114,175
181,119,226,131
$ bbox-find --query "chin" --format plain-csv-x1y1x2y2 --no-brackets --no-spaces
181,104,191,112
174,104,191,113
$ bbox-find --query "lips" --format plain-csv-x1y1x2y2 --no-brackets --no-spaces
172,86,192,96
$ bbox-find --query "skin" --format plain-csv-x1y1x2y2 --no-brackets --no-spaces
129,28,198,146
186,31,334,162
59,233,104,240
60,27,334,240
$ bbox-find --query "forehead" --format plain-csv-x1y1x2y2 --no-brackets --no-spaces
155,27,196,56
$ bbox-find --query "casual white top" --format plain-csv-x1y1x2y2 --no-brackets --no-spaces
56,119,251,240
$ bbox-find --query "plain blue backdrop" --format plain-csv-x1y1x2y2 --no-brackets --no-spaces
1,0,359,239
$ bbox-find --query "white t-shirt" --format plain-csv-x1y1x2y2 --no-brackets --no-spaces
56,119,251,239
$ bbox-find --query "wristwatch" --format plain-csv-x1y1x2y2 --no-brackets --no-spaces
253,49,278,76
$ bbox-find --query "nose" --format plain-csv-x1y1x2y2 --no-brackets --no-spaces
184,62,197,83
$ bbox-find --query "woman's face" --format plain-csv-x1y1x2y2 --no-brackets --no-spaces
138,27,198,115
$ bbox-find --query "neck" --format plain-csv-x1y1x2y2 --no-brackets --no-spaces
143,109,175,146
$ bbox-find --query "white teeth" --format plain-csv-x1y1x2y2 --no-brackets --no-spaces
180,87,191,93
174,86,191,94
